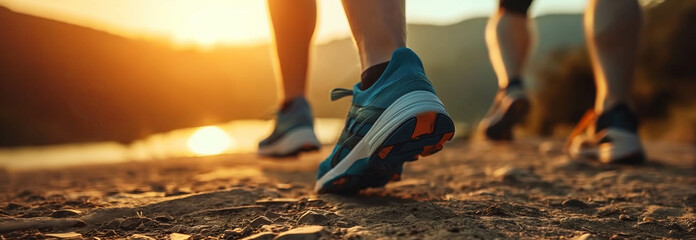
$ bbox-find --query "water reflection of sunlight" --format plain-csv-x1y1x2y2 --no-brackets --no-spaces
0,118,463,170
0,118,345,170
187,126,233,156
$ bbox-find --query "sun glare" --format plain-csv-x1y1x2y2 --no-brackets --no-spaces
172,6,264,47
187,126,233,156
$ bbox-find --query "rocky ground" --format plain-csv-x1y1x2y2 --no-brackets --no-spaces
0,138,694,240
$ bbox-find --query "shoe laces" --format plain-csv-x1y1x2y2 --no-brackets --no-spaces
330,88,353,101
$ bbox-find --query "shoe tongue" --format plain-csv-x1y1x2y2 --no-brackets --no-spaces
595,104,639,133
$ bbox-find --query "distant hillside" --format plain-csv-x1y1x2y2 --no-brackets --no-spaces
528,14,585,82
0,6,279,146
0,6,584,146
409,14,584,123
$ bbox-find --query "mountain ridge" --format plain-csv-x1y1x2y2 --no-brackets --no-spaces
0,6,584,146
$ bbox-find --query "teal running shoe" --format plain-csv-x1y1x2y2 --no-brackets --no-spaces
315,48,455,194
258,97,321,157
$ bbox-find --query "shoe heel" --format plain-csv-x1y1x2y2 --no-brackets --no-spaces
370,111,455,174
257,127,320,157
315,91,452,193
510,98,530,121
484,97,529,141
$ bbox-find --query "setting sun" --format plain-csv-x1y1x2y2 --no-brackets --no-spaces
170,4,265,48
0,0,589,48
187,126,233,156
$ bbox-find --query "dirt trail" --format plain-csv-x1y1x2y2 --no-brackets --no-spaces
1,139,694,239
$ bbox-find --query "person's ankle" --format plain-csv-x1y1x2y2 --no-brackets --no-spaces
280,96,305,112
359,61,390,90
504,77,524,90
502,77,525,97
595,99,631,115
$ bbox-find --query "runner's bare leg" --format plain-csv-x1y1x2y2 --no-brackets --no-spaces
486,7,531,88
267,0,316,105
585,0,641,113
341,0,406,71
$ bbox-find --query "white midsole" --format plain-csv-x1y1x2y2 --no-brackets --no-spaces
598,129,644,163
257,127,320,156
569,128,644,163
314,90,448,192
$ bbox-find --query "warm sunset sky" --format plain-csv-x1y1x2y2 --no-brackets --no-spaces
0,0,588,48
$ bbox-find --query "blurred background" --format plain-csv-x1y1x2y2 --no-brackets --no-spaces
0,0,693,169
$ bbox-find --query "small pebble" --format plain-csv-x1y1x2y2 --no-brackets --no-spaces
344,226,374,239
642,217,655,222
562,199,589,209
223,227,252,240
169,233,191,240
128,234,155,240
619,214,634,221
275,183,293,190
275,226,330,240
575,233,593,240
51,209,81,218
493,166,526,181
259,225,275,233
44,232,82,239
240,232,275,240
297,210,328,225
609,235,625,240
